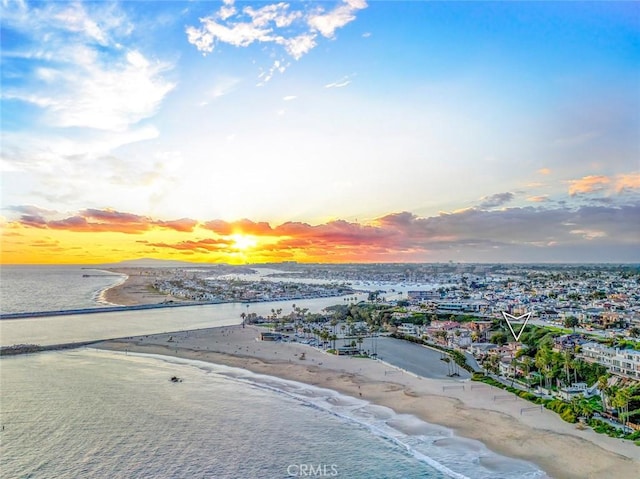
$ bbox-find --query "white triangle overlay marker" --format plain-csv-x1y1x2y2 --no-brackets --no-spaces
501,311,532,341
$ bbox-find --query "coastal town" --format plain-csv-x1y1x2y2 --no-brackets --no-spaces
130,262,640,441
2,261,639,478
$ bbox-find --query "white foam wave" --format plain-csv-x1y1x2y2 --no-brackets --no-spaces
94,272,128,306
100,350,548,479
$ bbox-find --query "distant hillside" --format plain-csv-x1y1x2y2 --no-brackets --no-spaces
99,259,259,274
103,258,208,268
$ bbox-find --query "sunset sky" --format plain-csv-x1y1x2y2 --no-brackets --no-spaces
1,0,639,264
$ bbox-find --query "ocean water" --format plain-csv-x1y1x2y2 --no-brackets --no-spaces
0,266,366,347
0,266,548,478
0,265,125,314
0,350,546,479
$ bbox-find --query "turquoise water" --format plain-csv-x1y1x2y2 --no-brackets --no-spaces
0,350,546,479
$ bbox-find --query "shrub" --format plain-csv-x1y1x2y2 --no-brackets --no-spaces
560,409,577,423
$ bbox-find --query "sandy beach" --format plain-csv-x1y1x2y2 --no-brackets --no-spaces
96,325,640,479
101,268,184,306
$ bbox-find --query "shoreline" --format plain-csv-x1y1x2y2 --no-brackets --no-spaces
95,325,639,479
100,268,176,306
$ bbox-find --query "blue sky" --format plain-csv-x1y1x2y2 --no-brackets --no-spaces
1,0,639,263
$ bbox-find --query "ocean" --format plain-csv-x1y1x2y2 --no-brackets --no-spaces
0,266,547,478
0,265,125,314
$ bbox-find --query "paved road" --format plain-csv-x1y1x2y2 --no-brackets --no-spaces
357,336,471,380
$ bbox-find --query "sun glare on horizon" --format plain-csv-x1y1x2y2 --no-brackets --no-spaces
230,233,258,251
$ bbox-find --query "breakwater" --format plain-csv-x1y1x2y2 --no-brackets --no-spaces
0,340,103,356
0,301,215,320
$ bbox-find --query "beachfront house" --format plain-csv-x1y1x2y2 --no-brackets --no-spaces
579,342,640,380
556,382,593,401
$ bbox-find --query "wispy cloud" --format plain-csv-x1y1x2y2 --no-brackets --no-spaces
527,195,550,203
307,0,367,39
186,0,367,81
325,74,354,88
567,172,640,197
12,208,197,234
200,77,242,106
147,238,232,253
2,2,173,132
615,172,640,193
567,175,611,196
478,192,515,209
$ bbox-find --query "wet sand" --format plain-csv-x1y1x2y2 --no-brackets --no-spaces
96,325,640,479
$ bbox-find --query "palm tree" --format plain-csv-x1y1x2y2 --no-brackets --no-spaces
563,350,573,387
319,330,329,349
521,356,533,389
597,375,610,410
535,346,553,390
613,387,631,429
330,318,338,336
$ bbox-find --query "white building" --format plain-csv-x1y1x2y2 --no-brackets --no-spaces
397,323,418,336
580,342,640,380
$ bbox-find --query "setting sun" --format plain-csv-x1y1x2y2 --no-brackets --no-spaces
230,233,258,251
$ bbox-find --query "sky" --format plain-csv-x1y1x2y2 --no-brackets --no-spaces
1,0,639,264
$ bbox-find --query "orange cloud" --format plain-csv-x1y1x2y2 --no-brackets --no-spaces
203,219,274,236
567,175,610,196
3,203,639,264
13,208,198,234
147,238,232,252
527,195,549,202
538,168,551,175
615,172,640,192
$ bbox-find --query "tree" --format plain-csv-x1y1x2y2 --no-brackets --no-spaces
492,332,508,346
535,346,554,390
613,387,631,429
563,350,574,386
435,330,448,345
483,354,500,374
330,318,338,335
564,316,579,332
597,375,610,410
521,356,534,388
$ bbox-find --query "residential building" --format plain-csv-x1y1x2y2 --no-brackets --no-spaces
579,342,640,380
